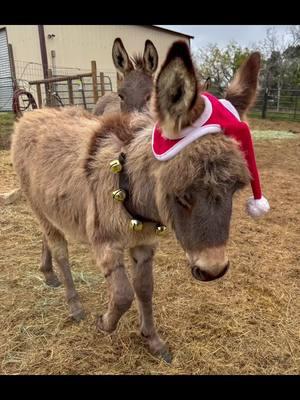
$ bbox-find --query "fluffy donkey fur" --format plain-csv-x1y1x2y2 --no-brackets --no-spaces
11,40,261,361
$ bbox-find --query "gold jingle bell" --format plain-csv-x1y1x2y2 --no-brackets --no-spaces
112,189,126,202
155,224,167,236
109,159,122,174
130,219,143,232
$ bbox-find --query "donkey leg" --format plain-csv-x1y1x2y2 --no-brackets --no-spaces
40,234,61,287
95,244,134,333
129,245,172,362
44,227,85,321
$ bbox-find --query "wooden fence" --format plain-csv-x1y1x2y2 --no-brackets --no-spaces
28,60,106,109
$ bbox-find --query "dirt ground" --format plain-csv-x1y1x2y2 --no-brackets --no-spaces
248,117,300,133
0,118,299,375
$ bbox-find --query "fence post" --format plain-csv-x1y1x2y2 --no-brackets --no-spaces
100,72,105,96
67,79,74,105
91,60,98,104
293,95,298,120
36,84,43,108
80,77,87,109
261,88,268,119
47,68,53,106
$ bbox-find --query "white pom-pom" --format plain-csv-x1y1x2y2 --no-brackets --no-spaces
246,196,270,218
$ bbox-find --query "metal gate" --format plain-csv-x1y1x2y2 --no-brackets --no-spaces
0,28,13,112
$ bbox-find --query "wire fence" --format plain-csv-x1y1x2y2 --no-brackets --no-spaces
2,60,300,121
0,60,117,113
250,88,300,121
208,85,300,122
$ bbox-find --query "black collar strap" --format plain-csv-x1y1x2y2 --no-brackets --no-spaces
110,153,167,234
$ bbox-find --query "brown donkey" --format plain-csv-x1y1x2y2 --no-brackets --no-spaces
11,41,261,361
93,38,159,116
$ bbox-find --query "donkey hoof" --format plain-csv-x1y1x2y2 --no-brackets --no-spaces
159,349,173,364
45,275,61,287
70,309,85,322
96,315,115,333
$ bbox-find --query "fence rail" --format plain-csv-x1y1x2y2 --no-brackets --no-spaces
3,59,300,121
0,59,116,113
250,89,300,121
209,85,300,121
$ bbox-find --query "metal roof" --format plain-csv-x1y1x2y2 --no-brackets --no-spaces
148,25,194,39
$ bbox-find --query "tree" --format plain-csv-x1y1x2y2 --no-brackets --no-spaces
257,26,300,110
193,42,251,96
289,25,300,44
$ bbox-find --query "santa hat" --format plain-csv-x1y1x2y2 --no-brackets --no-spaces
152,93,270,218
222,120,270,218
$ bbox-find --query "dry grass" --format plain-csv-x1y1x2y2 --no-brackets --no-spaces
0,125,299,375
248,117,300,133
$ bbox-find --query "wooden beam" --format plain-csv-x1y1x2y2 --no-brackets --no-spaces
47,68,53,106
38,25,50,105
36,84,42,108
67,79,74,105
29,72,92,85
38,25,49,80
100,72,105,96
91,60,98,103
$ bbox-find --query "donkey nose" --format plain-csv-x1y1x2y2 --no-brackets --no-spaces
191,262,229,282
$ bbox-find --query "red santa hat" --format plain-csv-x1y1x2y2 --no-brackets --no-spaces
152,92,270,218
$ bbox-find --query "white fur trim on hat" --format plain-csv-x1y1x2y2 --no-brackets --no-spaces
246,196,270,218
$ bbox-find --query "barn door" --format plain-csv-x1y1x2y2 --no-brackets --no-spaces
0,28,14,112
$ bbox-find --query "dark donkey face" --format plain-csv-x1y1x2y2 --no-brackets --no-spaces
158,138,250,282
171,185,234,281
112,38,159,113
154,41,261,281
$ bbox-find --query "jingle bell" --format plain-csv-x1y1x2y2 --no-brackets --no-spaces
155,224,167,236
130,219,143,232
112,189,126,202
109,159,122,174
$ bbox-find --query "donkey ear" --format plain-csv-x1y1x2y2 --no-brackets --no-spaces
225,52,261,119
112,38,134,75
154,40,198,136
143,40,159,75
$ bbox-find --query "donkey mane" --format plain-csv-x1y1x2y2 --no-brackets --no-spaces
84,111,153,179
155,133,250,201
130,53,145,71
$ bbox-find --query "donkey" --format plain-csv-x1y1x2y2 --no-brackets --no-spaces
93,38,159,116
11,41,261,361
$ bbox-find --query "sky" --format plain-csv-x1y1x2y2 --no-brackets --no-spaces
157,25,294,51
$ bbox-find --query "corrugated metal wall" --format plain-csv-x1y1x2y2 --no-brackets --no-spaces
43,25,190,91
0,28,13,111
2,25,190,92
0,25,191,110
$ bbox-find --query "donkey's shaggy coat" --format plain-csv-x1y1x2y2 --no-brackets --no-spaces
11,41,261,360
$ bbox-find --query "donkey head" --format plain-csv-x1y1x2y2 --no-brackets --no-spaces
153,41,261,281
112,38,159,113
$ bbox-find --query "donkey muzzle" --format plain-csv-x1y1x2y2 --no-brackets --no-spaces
191,262,229,282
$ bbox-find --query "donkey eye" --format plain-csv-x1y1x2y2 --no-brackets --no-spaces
145,94,151,102
233,179,246,192
118,93,124,101
214,195,222,205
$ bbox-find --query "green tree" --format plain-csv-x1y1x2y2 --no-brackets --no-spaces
257,26,300,110
193,42,251,96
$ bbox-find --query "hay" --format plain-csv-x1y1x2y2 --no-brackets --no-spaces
0,131,299,375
